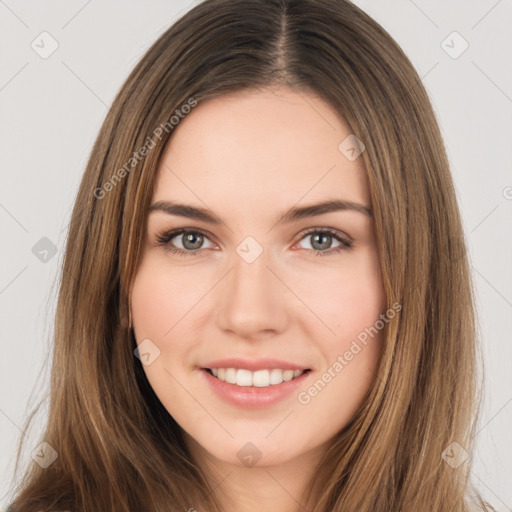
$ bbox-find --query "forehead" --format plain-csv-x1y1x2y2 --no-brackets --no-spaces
152,87,370,212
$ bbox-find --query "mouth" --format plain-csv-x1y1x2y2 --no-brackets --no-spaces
203,367,311,388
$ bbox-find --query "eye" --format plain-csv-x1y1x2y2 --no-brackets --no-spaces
296,227,353,256
155,227,353,257
155,228,215,256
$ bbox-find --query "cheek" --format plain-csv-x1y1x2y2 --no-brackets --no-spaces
293,258,385,433
130,258,198,405
292,249,385,341
131,256,207,337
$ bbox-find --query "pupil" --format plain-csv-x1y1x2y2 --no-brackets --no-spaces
184,233,202,250
313,233,331,250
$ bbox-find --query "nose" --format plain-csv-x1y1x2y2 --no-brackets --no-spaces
215,246,289,340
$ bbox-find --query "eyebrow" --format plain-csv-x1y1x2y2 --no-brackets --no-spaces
149,198,372,226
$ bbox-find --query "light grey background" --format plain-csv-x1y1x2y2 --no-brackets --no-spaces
1,1,511,510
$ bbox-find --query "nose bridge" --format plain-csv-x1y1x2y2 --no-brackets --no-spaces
215,239,287,338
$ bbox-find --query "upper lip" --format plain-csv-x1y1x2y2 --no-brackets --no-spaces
201,358,311,372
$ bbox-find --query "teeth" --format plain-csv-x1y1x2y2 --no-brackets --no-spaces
208,367,306,387
236,369,253,386
225,367,237,384
269,369,284,385
283,370,294,381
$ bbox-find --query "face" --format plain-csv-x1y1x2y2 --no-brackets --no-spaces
131,86,385,469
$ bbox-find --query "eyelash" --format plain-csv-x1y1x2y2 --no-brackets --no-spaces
155,227,353,257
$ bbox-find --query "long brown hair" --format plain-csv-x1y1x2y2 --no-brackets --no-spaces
7,0,495,510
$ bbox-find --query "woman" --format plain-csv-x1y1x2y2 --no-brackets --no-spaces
7,0,495,510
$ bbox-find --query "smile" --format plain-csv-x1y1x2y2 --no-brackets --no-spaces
201,366,312,408
206,368,308,387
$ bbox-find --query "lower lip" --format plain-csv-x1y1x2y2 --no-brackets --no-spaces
200,369,311,409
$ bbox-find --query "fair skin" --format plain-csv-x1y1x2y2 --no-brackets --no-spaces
131,86,385,512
